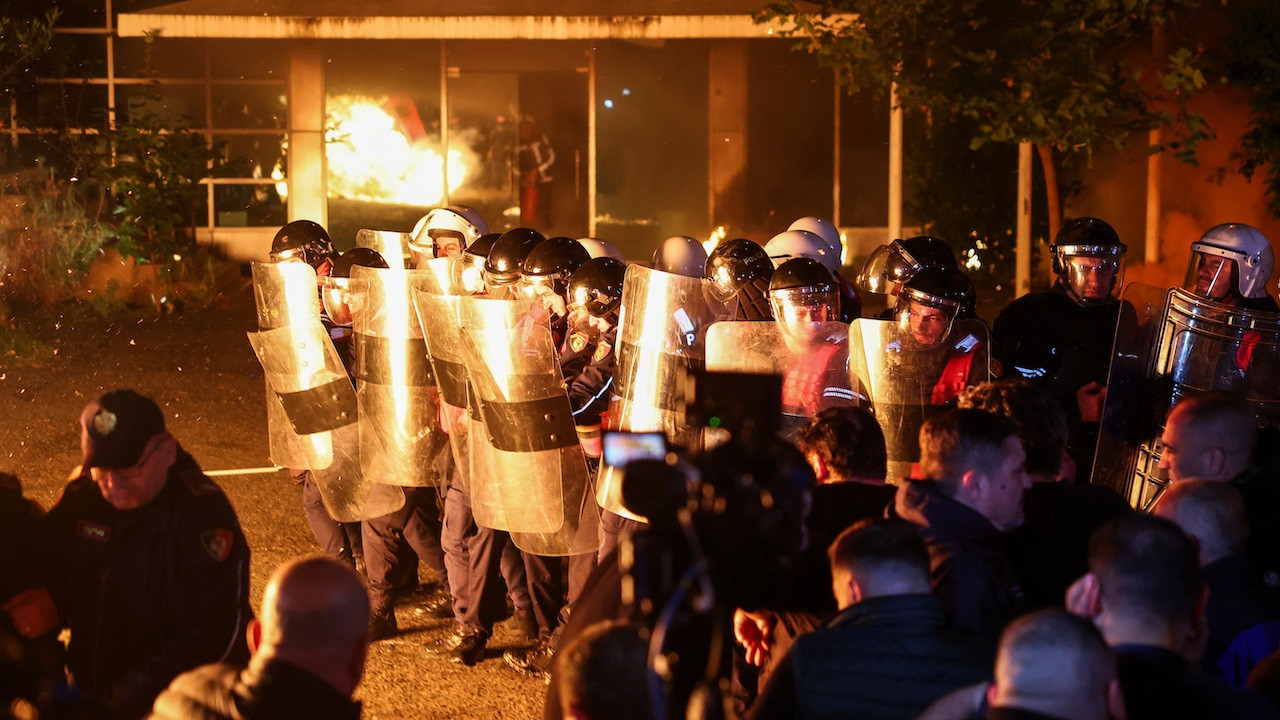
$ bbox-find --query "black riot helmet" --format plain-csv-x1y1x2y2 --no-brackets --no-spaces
705,238,775,302
485,228,547,287
520,236,591,297
457,232,501,295
568,257,628,319
1050,217,1126,306
857,235,957,296
322,248,389,326
769,257,839,324
270,219,334,271
894,266,976,349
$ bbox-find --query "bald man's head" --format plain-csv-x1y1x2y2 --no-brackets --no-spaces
254,557,370,695
991,610,1117,720
1154,480,1249,567
1159,393,1257,483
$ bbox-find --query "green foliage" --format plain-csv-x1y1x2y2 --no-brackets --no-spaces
0,8,58,92
0,176,111,314
1229,0,1280,218
759,0,1210,160
80,95,222,263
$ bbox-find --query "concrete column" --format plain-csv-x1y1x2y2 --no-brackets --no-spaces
1016,142,1033,297
888,84,903,242
708,41,747,228
287,42,327,226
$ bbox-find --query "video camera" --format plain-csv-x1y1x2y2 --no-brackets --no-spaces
603,369,811,720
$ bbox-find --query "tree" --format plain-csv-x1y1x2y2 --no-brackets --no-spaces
760,0,1210,238
1230,0,1280,219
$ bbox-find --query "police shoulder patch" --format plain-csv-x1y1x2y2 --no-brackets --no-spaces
593,341,612,363
569,332,589,354
201,528,234,562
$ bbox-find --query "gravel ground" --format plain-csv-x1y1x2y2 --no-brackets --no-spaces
0,276,548,720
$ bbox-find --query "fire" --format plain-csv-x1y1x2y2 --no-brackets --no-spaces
325,95,468,206
702,225,728,256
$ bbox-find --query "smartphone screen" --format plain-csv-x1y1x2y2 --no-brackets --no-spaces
602,431,667,469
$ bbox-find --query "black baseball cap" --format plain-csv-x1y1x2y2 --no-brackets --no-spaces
80,389,166,469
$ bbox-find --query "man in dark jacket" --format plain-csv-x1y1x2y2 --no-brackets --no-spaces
749,520,992,720
1154,480,1280,686
149,556,367,720
9,389,253,719
1067,514,1278,720
895,408,1029,641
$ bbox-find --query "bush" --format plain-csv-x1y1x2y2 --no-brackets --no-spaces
0,177,111,318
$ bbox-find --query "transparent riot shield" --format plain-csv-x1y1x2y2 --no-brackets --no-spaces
411,259,476,493
1093,284,1280,509
350,265,448,487
248,261,404,521
705,320,862,438
849,318,991,482
597,266,734,518
457,295,599,556
355,228,413,270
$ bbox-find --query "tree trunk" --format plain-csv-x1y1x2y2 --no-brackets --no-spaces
1036,144,1062,239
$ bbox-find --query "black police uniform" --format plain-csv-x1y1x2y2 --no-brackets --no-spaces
42,448,253,719
519,324,616,639
992,282,1120,481
294,297,362,567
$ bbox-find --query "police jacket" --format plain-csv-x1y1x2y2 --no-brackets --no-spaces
748,594,993,720
42,448,253,719
562,325,617,429
149,659,361,720
894,480,1024,642
992,283,1120,466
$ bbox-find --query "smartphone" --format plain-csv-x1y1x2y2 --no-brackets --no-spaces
602,430,667,469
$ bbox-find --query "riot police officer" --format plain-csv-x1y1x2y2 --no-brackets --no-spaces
267,221,366,570
770,225,861,321
485,227,547,297
706,239,775,321
409,205,488,261
505,255,626,679
992,217,1127,481
652,235,707,278
768,258,860,422
519,236,592,348
857,235,958,319
1186,223,1279,312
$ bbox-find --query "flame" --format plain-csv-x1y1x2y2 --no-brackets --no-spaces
702,225,728,256
839,231,849,267
325,95,467,206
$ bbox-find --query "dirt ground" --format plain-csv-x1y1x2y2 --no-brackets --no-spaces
0,274,547,720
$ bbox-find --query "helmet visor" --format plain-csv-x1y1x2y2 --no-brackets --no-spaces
858,244,919,296
769,286,839,327
1185,243,1240,301
1057,245,1124,304
895,290,960,349
321,277,355,327
518,274,567,318
456,253,487,295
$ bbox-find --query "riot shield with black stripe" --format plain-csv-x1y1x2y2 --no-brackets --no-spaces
849,318,990,482
411,255,476,492
596,265,733,518
248,261,404,521
705,320,863,439
457,295,599,556
350,264,448,487
1092,284,1280,509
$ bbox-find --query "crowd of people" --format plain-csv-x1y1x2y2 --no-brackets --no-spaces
2,207,1280,720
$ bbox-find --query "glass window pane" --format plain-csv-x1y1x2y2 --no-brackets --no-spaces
214,183,286,227
214,133,286,179
211,84,287,130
